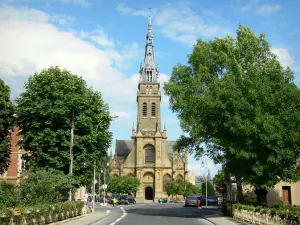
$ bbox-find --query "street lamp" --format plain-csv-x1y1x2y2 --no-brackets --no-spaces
102,162,110,206
92,161,96,212
201,157,208,207
181,152,187,198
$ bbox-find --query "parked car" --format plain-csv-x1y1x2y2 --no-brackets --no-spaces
197,196,205,206
158,197,168,203
184,196,200,207
100,195,110,203
127,195,136,204
118,195,129,205
207,196,218,204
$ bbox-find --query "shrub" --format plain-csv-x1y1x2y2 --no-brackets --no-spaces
0,201,84,223
18,168,77,206
233,203,300,223
0,182,19,209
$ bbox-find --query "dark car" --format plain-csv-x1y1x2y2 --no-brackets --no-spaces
207,196,218,204
197,196,205,206
118,195,129,205
185,196,200,207
127,195,136,204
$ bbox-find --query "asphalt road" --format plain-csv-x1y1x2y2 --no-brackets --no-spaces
93,203,222,225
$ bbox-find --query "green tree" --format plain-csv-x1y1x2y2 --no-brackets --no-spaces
165,178,177,197
18,168,77,205
174,178,185,196
201,181,216,196
0,78,15,174
15,66,112,186
185,182,201,196
164,25,300,205
107,176,140,194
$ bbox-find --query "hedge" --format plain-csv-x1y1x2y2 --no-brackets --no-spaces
0,201,84,225
233,203,300,224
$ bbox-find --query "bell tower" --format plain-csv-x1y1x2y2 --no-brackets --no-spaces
136,13,161,133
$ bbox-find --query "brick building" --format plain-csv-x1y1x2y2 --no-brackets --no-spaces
0,127,25,183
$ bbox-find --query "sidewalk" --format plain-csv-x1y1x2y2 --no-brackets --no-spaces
202,215,251,225
200,206,250,225
49,210,111,225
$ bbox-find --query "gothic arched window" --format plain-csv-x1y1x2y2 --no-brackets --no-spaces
142,103,147,117
163,174,172,192
144,145,155,163
151,102,156,117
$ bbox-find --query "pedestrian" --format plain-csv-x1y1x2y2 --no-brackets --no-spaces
113,197,117,207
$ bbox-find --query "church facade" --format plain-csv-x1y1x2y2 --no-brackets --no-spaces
111,15,190,202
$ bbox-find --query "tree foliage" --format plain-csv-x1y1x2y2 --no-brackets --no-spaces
107,176,141,194
201,181,216,196
0,182,19,209
0,78,15,174
213,170,227,194
164,25,300,189
15,66,112,185
18,168,77,205
165,178,200,197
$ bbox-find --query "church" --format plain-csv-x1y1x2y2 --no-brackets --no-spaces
111,15,191,203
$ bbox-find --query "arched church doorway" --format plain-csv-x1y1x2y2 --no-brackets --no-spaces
145,186,153,200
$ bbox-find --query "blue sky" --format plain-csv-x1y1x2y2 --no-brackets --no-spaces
1,0,300,178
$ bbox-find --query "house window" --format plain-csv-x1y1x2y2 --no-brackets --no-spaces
151,102,156,117
142,103,147,117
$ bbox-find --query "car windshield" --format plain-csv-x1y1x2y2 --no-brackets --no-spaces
208,196,217,199
127,196,133,199
187,196,197,200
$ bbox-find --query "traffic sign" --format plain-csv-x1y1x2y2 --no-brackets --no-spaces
218,186,224,191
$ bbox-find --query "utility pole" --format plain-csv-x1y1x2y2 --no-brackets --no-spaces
69,109,75,202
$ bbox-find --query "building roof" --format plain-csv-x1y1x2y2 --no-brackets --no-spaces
115,139,177,157
115,140,132,156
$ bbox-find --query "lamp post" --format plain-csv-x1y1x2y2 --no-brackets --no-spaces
102,162,109,206
92,161,96,212
201,157,208,207
98,172,101,197
69,109,75,202
181,152,187,198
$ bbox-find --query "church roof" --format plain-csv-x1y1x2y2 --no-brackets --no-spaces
115,140,132,156
115,139,177,157
166,141,177,154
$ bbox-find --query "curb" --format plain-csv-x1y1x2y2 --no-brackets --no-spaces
48,214,89,225
201,216,217,225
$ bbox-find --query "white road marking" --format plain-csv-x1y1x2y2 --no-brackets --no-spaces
109,207,127,225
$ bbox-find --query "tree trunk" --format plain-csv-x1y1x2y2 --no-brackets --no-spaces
254,188,268,206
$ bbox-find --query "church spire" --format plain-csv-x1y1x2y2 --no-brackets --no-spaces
139,8,159,83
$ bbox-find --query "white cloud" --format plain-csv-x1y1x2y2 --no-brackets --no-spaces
271,47,299,71
57,0,90,7
0,5,147,122
115,3,231,47
257,4,281,15
115,4,149,17
80,28,115,48
0,5,172,126
115,4,134,15
233,1,281,16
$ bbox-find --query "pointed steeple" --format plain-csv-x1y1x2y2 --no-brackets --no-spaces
139,8,159,83
132,122,136,137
